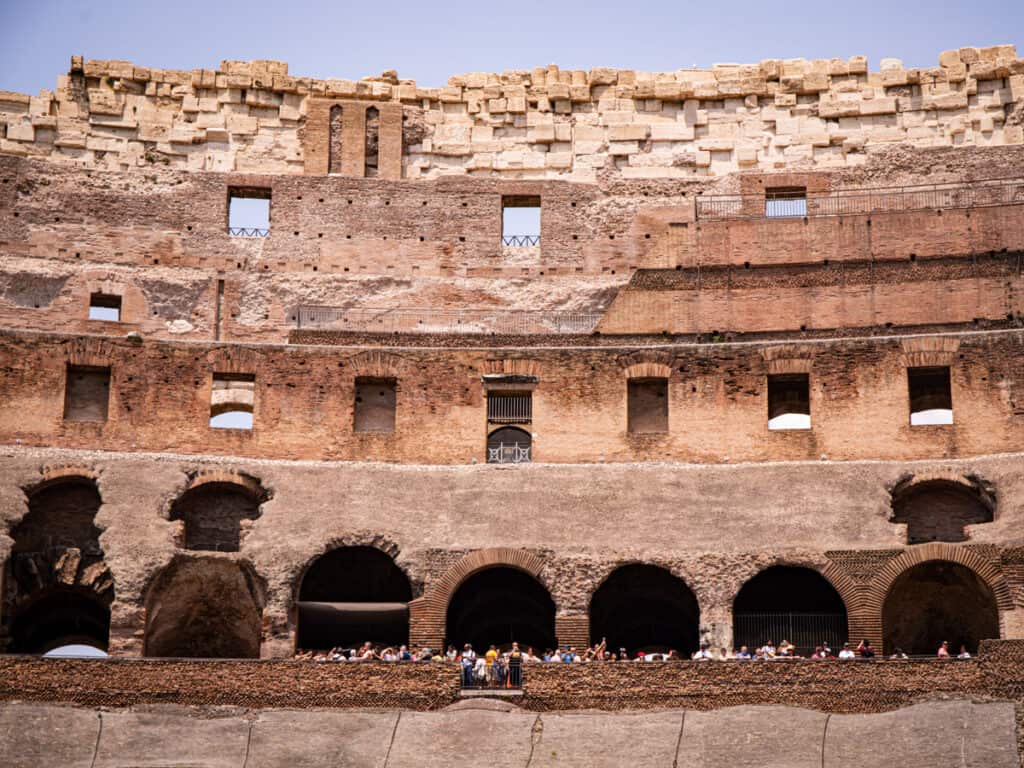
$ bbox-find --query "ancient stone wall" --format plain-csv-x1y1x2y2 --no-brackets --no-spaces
0,48,1022,180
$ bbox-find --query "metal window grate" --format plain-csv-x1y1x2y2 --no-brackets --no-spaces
228,227,270,237
732,612,847,658
488,394,532,424
502,235,541,246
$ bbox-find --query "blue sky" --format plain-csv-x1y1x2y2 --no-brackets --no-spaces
0,0,1021,94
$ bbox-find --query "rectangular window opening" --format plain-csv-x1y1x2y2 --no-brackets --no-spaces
88,293,121,322
228,187,271,237
64,365,111,423
908,366,953,426
354,377,396,433
627,378,669,433
487,391,533,424
765,186,807,218
210,372,255,430
502,195,541,247
768,373,811,430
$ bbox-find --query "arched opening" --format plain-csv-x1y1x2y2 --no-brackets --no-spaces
169,482,264,552
446,567,555,652
364,106,379,178
9,588,110,654
4,477,114,653
487,426,532,464
328,105,343,174
589,564,700,658
296,546,412,651
733,566,848,656
145,558,263,658
890,481,993,544
882,561,999,655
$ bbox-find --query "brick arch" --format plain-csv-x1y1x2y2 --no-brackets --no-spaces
588,559,703,612
409,548,548,650
185,469,269,501
287,534,414,607
26,465,101,495
617,350,673,376
205,347,263,375
863,543,1013,644
347,350,411,379
481,359,541,378
728,558,864,619
622,362,673,380
66,337,116,368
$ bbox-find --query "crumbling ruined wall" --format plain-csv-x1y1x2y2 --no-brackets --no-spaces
0,48,1022,180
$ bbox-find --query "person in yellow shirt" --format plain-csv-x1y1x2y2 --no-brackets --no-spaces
485,645,498,685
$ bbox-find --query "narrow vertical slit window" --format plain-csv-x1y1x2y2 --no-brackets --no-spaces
210,373,255,430
502,195,541,246
64,365,111,422
765,187,807,218
354,377,396,433
228,188,271,237
908,366,953,426
88,293,121,322
627,378,669,433
329,105,344,174
767,373,811,430
364,107,379,178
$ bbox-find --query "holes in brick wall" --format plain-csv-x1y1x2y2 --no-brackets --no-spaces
64,365,111,422
354,377,396,433
767,373,810,430
908,366,953,426
210,372,255,430
627,378,668,433
88,293,121,322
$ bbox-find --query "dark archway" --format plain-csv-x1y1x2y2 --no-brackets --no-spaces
487,426,531,464
891,481,993,544
589,564,700,658
145,558,263,658
883,561,999,655
733,566,848,656
169,482,264,552
9,588,110,654
4,477,114,653
296,547,412,651
446,567,555,652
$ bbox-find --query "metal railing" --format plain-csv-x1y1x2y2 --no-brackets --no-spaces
502,234,541,246
488,394,532,424
487,442,531,464
228,227,270,237
696,177,1024,221
295,306,602,335
732,612,848,658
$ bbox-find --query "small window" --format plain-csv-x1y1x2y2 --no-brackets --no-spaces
365,106,380,178
627,379,668,433
354,378,396,433
768,373,810,430
502,195,541,246
88,294,121,322
765,187,807,218
210,373,255,430
908,366,953,426
228,188,271,237
63,365,110,422
487,391,532,424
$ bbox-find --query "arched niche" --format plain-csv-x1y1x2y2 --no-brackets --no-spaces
446,567,555,653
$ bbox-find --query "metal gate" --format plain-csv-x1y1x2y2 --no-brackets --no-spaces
732,613,847,656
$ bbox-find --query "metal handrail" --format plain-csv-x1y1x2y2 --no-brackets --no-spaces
228,227,270,237
696,176,1024,221
295,306,602,335
502,234,541,246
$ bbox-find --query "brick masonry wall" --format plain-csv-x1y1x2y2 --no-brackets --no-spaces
0,640,1021,712
0,49,1022,180
0,329,1021,465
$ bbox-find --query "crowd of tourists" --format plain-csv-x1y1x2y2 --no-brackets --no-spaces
293,637,973,683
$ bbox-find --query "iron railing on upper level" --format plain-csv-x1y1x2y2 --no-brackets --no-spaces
295,306,602,335
228,227,270,237
695,177,1024,221
502,234,541,246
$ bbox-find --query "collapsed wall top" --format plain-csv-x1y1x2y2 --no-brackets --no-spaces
0,46,1021,180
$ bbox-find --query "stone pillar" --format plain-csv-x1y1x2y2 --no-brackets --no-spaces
261,610,293,659
700,604,733,656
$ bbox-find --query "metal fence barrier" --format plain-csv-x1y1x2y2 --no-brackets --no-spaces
228,227,270,237
732,612,848,658
502,234,541,246
696,177,1024,221
295,307,602,335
